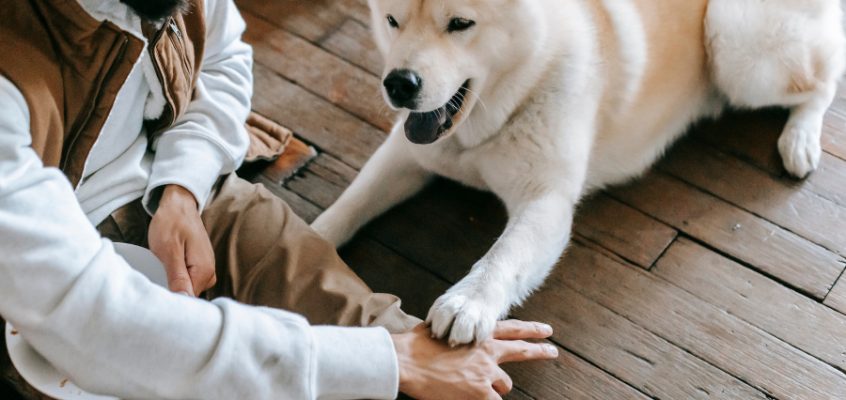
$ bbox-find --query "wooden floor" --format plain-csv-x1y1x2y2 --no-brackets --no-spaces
236,1,846,399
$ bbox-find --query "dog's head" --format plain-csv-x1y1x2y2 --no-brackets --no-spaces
369,0,541,144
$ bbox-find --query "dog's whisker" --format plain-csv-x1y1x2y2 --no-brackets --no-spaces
464,87,488,113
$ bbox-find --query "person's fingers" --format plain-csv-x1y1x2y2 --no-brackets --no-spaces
154,239,195,297
491,368,513,396
484,388,503,400
185,234,216,295
493,320,553,340
496,340,559,364
187,263,215,296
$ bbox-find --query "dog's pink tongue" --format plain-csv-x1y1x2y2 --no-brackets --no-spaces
405,107,447,144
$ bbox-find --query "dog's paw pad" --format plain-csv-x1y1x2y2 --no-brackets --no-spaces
778,125,821,179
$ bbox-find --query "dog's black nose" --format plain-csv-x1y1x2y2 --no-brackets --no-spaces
384,69,422,108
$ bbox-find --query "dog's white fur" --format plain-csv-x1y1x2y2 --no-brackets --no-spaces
312,0,846,345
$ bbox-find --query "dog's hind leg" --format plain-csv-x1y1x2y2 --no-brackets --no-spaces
311,129,432,247
705,0,846,177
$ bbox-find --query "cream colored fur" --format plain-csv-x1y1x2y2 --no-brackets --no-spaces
312,0,846,345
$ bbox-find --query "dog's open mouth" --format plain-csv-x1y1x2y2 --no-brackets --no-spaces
404,80,470,144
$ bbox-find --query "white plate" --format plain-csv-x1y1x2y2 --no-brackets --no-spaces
5,243,167,400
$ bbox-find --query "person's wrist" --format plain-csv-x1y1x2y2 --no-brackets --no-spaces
159,184,198,212
391,333,414,394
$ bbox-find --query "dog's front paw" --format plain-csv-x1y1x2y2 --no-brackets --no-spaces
426,291,502,346
778,123,821,179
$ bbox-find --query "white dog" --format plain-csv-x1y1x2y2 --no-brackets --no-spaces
312,0,846,346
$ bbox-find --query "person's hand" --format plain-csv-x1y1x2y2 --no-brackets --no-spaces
148,184,216,297
392,320,558,400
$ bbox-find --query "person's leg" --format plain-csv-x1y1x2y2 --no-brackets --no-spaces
201,174,421,334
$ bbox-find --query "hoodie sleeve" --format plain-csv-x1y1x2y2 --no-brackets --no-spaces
143,0,252,214
0,74,399,399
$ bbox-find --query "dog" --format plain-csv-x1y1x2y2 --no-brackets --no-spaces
311,0,846,346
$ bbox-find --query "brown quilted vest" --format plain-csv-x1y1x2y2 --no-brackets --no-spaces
0,0,206,188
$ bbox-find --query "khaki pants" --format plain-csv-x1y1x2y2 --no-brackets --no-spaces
97,174,421,334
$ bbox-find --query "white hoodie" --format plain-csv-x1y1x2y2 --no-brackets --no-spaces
0,0,399,399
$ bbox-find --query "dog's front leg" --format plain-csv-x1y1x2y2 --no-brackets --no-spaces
311,130,432,247
427,186,579,346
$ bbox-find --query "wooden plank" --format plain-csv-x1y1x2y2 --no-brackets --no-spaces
806,152,846,207
514,282,769,399
690,78,846,176
331,0,372,28
252,64,386,169
502,348,651,400
234,0,351,42
825,275,846,315
282,153,359,210
690,107,788,176
340,236,450,320
504,388,535,400
574,194,678,269
285,169,346,209
608,171,843,299
319,18,384,76
361,176,678,281
653,237,846,373
555,239,846,400
303,153,358,185
243,13,395,132
362,185,499,283
659,139,846,256
821,80,846,160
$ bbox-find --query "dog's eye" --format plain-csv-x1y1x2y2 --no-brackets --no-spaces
448,17,475,33
387,14,399,29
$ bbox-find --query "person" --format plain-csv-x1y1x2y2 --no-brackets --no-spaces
0,0,558,399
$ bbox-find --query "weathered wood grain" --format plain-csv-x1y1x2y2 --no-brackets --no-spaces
514,283,769,399
822,80,846,160
659,139,846,256
608,171,843,299
574,194,678,269
690,107,788,176
360,176,678,282
282,153,359,210
654,237,846,373
243,12,395,132
690,80,846,177
252,64,386,169
340,236,450,320
361,179,503,283
805,152,846,207
285,170,345,210
825,275,846,315
556,239,846,400
502,347,651,400
235,0,355,42
300,153,358,186
503,388,535,400
319,18,384,76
